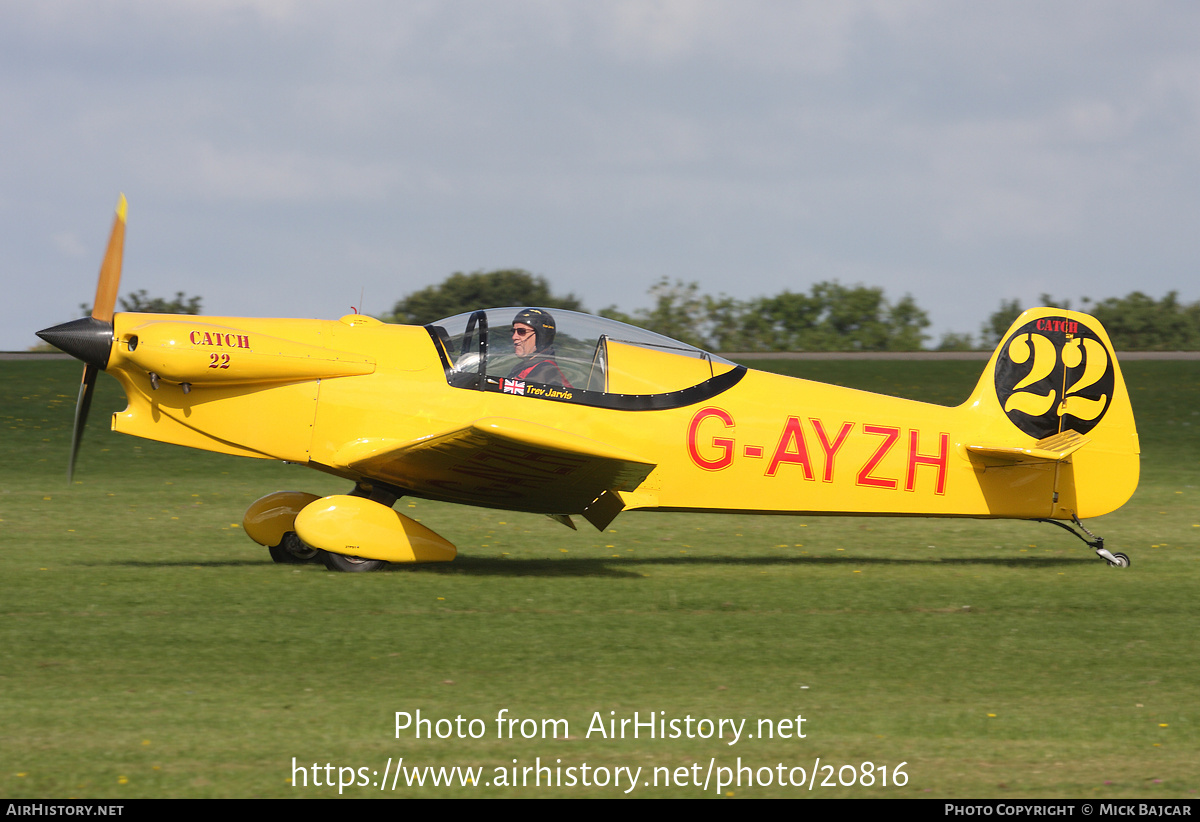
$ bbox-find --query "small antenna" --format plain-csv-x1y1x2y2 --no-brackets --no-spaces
351,286,365,315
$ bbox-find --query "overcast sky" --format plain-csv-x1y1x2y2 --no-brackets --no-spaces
5,1,1198,351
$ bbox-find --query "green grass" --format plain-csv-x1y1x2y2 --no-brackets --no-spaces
1,358,1198,798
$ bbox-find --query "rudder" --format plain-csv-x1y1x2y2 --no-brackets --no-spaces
964,308,1139,519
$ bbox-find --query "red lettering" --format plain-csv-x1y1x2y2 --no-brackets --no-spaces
1035,318,1079,334
906,430,949,495
856,425,900,489
810,419,852,483
766,417,814,479
687,407,735,471
190,329,250,347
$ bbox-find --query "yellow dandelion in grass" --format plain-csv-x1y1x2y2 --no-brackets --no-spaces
142,739,150,746
987,714,997,718
118,776,128,785
1159,723,1169,728
559,548,568,553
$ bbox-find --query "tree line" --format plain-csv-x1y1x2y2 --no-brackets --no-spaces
64,271,1200,352
973,292,1200,351
387,271,930,351
387,269,1200,352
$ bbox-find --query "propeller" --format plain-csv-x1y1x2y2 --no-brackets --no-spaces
36,195,127,482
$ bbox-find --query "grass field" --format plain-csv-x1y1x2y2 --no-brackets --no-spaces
2,357,1197,798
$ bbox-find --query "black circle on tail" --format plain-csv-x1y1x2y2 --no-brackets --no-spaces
994,317,1115,439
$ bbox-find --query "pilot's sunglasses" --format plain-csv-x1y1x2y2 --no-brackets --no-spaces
511,327,536,338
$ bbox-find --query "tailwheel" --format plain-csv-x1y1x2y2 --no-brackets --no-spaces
1036,515,1130,568
321,551,387,573
268,532,319,564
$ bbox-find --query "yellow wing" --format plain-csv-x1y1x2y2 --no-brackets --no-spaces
331,417,655,528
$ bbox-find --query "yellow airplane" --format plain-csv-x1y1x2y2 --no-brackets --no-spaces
39,197,1139,571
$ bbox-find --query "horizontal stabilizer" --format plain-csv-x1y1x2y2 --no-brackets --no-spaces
968,430,1089,464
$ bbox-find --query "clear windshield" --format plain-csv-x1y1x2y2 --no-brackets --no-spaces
426,307,734,395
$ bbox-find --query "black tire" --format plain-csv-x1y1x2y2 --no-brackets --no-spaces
1109,552,1130,568
321,550,387,573
268,532,319,564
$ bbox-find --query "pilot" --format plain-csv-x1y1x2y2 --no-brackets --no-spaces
508,308,572,387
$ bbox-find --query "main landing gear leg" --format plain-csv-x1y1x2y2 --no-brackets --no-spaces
349,480,400,507
1036,515,1130,567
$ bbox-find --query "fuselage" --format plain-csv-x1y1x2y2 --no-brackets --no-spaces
101,308,1139,523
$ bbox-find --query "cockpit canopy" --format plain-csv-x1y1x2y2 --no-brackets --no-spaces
426,308,743,410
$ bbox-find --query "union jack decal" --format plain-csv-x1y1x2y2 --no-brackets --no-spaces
501,379,526,395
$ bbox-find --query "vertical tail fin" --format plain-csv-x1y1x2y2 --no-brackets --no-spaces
964,308,1139,518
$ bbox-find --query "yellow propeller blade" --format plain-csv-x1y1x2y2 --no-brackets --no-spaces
91,193,127,323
